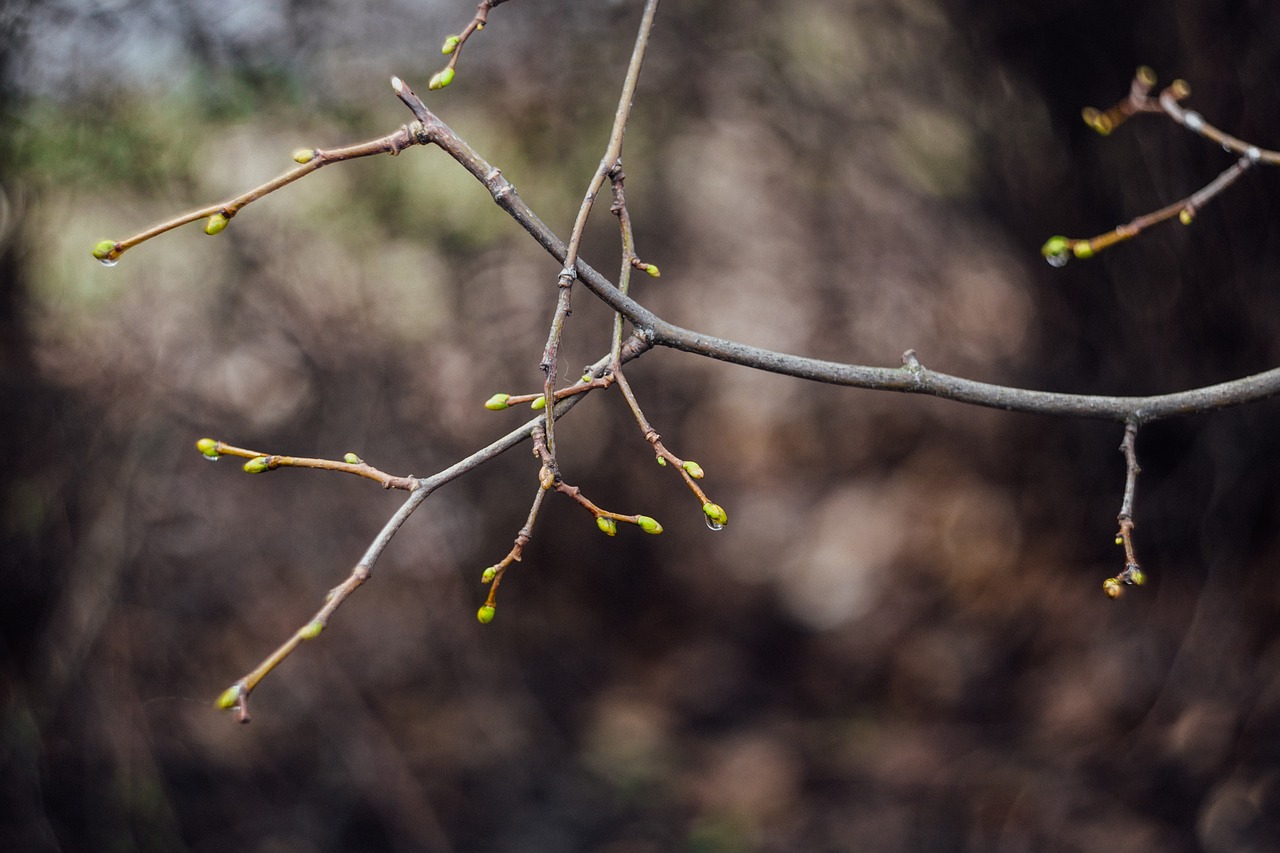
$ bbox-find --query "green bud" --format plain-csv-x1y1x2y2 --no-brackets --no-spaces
1178,208,1195,226
1081,107,1113,136
1102,578,1123,599
428,67,455,90
343,452,362,465
656,456,667,467
215,684,242,710
531,395,547,410
581,373,593,383
682,460,705,479
299,620,324,640
442,35,461,55
196,437,220,459
481,566,497,584
484,393,511,411
644,263,661,278
596,516,618,536
1040,235,1069,259
1072,241,1095,259
92,239,119,262
205,212,229,235
292,148,316,164
1127,567,1146,586
703,502,728,526
636,515,663,535
477,604,496,624
243,456,271,474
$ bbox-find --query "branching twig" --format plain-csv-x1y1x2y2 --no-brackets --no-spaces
538,0,660,464
1104,421,1147,598
1042,67,1279,265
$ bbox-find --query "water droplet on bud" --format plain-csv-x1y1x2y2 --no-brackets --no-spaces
705,517,724,532
1045,252,1069,268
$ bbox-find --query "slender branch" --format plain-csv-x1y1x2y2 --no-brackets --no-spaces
1043,68,1279,264
538,0,660,463
1104,421,1146,598
199,440,418,491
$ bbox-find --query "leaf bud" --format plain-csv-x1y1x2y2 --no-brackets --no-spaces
196,437,220,459
531,395,547,410
243,456,271,474
292,148,316,164
644,263,661,278
343,452,362,465
92,239,119,261
1081,107,1112,136
205,212,229,235
429,67,456,90
703,502,728,526
1127,567,1147,586
1040,235,1069,259
442,35,461,55
1102,578,1123,599
215,685,243,710
476,604,496,624
481,566,497,584
682,460,705,479
1178,207,1195,226
636,515,663,535
655,455,667,466
596,516,618,536
484,393,511,411
1072,241,1095,260
299,620,324,640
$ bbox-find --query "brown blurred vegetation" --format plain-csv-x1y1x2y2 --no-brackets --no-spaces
4,1,1280,850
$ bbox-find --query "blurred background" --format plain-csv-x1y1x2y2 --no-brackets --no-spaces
4,0,1280,850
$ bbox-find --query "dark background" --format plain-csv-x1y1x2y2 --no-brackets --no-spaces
4,1,1280,850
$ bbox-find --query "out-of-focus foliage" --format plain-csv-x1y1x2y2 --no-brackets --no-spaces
4,1,1280,851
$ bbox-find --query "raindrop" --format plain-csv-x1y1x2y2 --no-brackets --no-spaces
1045,252,1069,269
98,257,119,268
705,517,724,532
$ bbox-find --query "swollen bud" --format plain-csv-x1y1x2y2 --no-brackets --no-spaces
243,456,271,474
343,452,362,465
644,263,661,278
703,502,728,527
429,67,456,90
682,460,705,479
477,604,496,624
1127,567,1147,586
1041,235,1069,259
596,516,618,536
1072,241,1095,260
656,456,667,467
442,35,461,55
531,395,547,411
299,620,324,640
205,212,229,235
484,393,511,411
292,148,316,164
196,438,220,459
92,239,119,262
215,685,243,710
481,566,497,584
636,515,663,535
1102,578,1123,599
1081,107,1113,136
1178,208,1195,226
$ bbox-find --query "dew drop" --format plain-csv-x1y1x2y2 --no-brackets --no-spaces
202,454,219,462
98,257,119,268
705,517,724,532
1045,252,1069,269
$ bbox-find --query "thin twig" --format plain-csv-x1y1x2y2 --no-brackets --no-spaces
538,0,660,463
1104,421,1146,598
